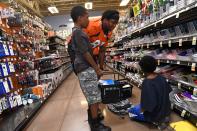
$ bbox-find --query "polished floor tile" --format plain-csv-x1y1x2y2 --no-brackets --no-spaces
25,73,183,131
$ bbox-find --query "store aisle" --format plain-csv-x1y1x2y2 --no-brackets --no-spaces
25,73,182,131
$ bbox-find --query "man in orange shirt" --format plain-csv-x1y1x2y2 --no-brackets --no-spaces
84,10,119,70
84,10,119,125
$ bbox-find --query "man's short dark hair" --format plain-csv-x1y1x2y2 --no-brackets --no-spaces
101,10,119,21
71,6,87,22
139,55,157,73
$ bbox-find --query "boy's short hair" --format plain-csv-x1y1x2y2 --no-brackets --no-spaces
71,6,87,22
139,55,157,73
101,10,119,21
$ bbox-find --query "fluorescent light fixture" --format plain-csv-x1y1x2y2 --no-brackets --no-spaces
48,6,59,14
85,2,93,9
120,0,130,6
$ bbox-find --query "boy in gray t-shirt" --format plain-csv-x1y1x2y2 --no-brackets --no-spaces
70,6,111,131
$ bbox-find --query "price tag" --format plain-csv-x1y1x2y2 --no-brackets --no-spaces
191,63,196,71
171,103,174,109
158,60,160,65
168,40,172,47
147,44,149,48
176,13,180,18
154,23,157,27
192,37,196,45
167,60,170,63
139,45,140,47
177,61,180,64
153,42,155,45
166,79,169,82
178,83,181,89
181,110,186,117
141,45,143,49
161,19,165,24
0,17,2,25
160,41,163,48
179,39,183,46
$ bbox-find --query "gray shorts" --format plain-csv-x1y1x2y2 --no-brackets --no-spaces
77,67,101,105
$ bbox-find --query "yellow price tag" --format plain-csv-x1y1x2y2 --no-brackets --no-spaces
160,41,163,48
168,40,172,47
158,60,160,65
179,39,183,46
192,37,196,45
191,63,196,71
178,83,181,89
181,110,186,117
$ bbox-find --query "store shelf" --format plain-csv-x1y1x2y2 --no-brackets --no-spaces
115,1,197,44
39,61,71,74
34,56,69,61
172,103,197,127
0,68,72,131
126,57,197,70
125,33,197,49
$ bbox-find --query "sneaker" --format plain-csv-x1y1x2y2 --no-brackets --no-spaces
88,109,104,124
90,121,111,131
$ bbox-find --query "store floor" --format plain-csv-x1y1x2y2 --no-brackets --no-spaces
25,73,182,131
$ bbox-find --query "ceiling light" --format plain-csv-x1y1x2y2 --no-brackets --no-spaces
85,2,93,10
48,6,59,14
120,0,130,6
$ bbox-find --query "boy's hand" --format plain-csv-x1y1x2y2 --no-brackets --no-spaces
95,68,103,79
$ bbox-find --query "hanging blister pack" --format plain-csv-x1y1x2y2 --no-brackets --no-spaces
16,95,22,106
1,97,9,110
6,62,11,74
7,77,14,90
0,80,5,95
3,79,10,93
12,95,18,108
8,45,14,56
8,95,15,108
0,99,3,114
0,41,6,57
3,43,9,56
1,63,9,76
8,62,15,73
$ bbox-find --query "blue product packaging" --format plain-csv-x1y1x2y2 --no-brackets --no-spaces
0,63,4,77
5,62,11,75
7,77,14,90
0,81,5,96
0,41,5,57
1,63,8,76
3,43,9,56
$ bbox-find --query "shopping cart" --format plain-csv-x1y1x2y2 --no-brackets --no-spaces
100,71,132,103
99,71,133,118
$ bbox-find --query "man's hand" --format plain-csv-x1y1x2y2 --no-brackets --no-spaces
95,68,103,79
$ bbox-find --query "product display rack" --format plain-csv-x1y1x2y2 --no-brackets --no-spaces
0,1,72,131
107,0,197,127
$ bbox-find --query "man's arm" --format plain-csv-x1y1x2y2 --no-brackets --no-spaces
99,46,106,70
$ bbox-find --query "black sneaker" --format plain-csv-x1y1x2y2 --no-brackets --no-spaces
90,122,111,131
88,109,104,123
98,109,104,121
